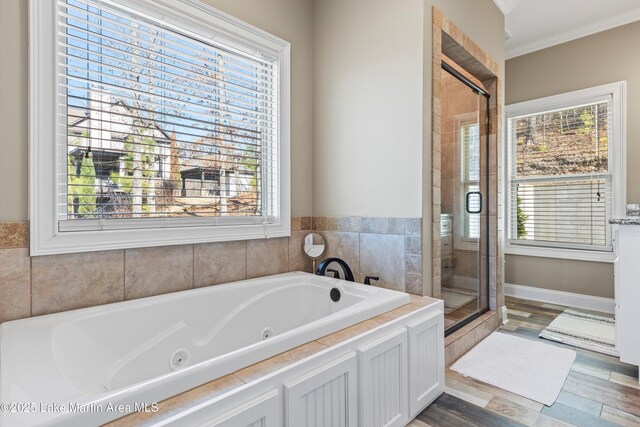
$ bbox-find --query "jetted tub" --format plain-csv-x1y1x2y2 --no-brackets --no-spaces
0,272,410,426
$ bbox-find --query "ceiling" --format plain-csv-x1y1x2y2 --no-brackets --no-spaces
494,0,640,59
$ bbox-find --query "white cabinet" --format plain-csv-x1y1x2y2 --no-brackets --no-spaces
358,329,409,427
284,353,358,427
407,311,445,417
615,225,640,373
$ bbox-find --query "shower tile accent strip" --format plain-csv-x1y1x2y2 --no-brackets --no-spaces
0,217,423,323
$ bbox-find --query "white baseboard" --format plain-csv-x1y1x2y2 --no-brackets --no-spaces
500,306,509,324
504,283,615,314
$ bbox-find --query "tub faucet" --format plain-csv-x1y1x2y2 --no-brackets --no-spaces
315,257,355,282
364,276,379,286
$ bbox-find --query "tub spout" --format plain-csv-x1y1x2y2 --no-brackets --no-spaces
315,257,355,282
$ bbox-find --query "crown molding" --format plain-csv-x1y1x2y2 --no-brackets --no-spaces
507,8,640,59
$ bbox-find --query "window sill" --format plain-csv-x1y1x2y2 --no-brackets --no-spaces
505,244,616,263
30,221,291,256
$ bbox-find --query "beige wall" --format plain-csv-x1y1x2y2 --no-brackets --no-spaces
311,0,503,220
506,255,614,299
504,22,640,299
312,0,424,217
0,0,28,222
0,0,314,221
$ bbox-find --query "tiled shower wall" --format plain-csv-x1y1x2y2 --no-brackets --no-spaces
0,217,421,324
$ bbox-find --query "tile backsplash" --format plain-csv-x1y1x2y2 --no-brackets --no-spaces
311,217,422,294
0,217,422,323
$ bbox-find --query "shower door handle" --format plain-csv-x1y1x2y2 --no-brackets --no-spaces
465,191,483,214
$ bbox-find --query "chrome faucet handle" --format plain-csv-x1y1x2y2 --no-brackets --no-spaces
364,276,379,285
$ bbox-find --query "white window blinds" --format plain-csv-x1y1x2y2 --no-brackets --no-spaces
462,124,480,240
59,0,279,229
508,100,613,251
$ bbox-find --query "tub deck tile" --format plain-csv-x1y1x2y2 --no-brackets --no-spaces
316,318,384,347
104,374,244,426
410,294,440,306
374,302,425,323
234,340,328,383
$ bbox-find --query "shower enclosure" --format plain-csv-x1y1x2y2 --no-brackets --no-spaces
440,62,490,332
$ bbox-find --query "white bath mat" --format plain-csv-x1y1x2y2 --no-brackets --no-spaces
442,289,477,314
540,309,618,356
451,332,576,406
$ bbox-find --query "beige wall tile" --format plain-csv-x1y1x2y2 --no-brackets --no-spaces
194,241,246,287
406,218,421,236
405,254,422,274
300,216,311,230
319,231,360,280
326,216,338,231
288,231,313,273
291,216,302,231
349,217,363,233
405,272,422,295
388,218,406,235
32,250,124,316
0,222,28,248
362,217,375,233
360,233,404,291
0,248,30,322
246,238,289,279
312,216,327,231
125,245,193,300
374,218,389,234
405,236,422,255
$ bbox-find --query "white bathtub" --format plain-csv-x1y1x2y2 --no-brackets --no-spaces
0,272,410,426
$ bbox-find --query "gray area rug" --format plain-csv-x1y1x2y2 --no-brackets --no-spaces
539,309,618,356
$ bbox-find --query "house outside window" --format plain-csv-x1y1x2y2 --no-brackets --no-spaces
30,0,291,255
505,82,626,262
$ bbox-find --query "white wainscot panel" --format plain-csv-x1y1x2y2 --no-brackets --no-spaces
358,328,409,427
284,352,358,427
408,311,445,417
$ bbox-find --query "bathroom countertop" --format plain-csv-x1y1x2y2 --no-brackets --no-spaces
609,217,640,225
105,293,438,426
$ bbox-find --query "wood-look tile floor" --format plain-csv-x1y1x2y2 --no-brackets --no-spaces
409,296,640,427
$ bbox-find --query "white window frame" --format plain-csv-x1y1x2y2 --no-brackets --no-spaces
29,0,291,255
504,82,626,263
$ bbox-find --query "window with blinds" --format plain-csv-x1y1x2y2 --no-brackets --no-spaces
59,0,279,229
508,99,614,251
462,123,480,240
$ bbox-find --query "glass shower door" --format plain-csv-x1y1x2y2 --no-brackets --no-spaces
440,63,489,331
